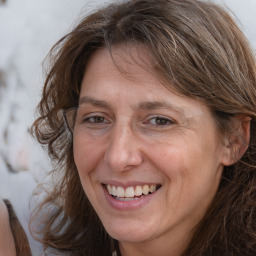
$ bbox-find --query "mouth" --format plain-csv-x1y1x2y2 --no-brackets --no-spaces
104,184,161,201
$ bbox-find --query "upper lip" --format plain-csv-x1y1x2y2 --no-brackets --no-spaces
102,181,161,188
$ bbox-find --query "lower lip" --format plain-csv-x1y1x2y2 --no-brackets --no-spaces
103,185,159,211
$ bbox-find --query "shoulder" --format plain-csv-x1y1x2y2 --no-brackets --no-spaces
0,198,16,256
3,199,33,256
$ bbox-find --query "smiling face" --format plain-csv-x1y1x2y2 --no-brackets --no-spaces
73,46,230,254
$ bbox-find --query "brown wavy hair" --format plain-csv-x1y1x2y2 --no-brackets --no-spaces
31,0,256,255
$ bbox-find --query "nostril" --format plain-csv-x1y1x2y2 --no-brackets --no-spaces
104,145,143,172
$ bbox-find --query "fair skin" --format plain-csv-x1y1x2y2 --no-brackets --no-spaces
0,198,16,256
73,46,233,256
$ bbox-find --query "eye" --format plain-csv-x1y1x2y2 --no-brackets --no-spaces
83,116,108,124
147,116,174,126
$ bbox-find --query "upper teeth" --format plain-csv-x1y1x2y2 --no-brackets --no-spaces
106,184,157,198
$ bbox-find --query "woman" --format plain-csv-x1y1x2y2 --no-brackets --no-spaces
31,0,256,255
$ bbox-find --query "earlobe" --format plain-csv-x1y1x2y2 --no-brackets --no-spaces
221,115,251,166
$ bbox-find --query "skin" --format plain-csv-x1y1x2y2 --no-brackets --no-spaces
73,45,233,256
0,198,16,256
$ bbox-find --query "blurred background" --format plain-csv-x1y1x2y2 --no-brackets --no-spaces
0,0,255,254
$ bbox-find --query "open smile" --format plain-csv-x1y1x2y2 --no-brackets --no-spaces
104,184,161,201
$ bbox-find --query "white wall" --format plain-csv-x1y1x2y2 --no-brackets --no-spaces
0,0,255,254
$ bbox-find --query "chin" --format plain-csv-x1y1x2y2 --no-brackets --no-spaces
104,220,154,243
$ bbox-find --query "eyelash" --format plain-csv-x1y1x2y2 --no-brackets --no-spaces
146,116,175,126
79,114,175,129
82,115,109,124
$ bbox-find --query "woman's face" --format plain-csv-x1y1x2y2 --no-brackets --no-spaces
73,46,229,249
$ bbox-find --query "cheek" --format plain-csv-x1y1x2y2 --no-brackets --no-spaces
73,139,99,198
73,137,100,177
151,138,222,188
160,143,222,212
150,142,191,175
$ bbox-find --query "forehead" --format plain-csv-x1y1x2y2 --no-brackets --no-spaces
80,45,215,123
84,45,159,84
81,44,183,104
81,46,167,103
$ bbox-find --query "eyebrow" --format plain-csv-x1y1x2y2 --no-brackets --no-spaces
79,96,184,114
138,101,184,114
138,101,186,116
79,96,111,108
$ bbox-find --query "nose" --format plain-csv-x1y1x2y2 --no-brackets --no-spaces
104,124,143,172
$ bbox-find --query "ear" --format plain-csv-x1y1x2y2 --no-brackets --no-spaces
221,115,251,166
